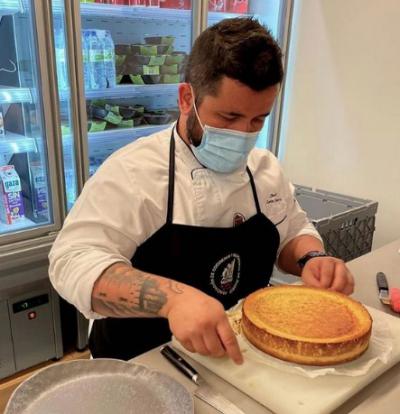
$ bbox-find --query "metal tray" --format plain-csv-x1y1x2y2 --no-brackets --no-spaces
5,359,194,414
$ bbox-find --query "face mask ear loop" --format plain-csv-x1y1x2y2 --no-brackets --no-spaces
190,85,205,132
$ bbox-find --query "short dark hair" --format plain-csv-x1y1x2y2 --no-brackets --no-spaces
185,17,284,100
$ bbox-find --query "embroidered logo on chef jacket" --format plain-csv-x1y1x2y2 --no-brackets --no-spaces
233,213,245,227
210,253,241,295
265,193,287,225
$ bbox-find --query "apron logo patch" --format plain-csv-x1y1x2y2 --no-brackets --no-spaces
233,213,245,227
210,253,241,295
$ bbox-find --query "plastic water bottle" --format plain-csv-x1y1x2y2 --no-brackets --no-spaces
55,29,67,90
81,30,92,90
102,30,116,88
88,30,107,89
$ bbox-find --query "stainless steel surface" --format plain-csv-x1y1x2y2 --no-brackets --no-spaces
270,0,294,155
5,359,194,414
198,0,209,33
376,272,391,305
31,0,63,232
0,277,63,380
0,234,55,271
195,379,246,414
67,0,90,188
39,0,68,223
191,0,202,47
378,290,391,305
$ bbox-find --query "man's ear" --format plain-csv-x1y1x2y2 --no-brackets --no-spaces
178,83,193,115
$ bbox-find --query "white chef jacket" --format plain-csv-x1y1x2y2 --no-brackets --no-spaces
49,125,322,319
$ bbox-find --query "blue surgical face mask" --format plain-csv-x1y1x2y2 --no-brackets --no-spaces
190,90,259,173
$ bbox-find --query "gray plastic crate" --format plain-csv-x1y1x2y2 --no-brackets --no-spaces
294,185,378,262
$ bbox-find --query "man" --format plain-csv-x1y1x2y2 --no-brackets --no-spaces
49,18,354,365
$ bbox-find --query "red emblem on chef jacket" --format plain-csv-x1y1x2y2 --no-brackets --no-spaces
233,213,245,227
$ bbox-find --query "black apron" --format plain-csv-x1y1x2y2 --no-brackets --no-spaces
89,129,280,360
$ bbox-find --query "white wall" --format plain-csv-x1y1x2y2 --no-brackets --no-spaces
279,0,400,249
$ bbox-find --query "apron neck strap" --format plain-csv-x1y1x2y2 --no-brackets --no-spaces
246,166,261,214
167,128,176,224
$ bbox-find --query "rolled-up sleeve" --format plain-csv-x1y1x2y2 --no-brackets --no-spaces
49,159,149,319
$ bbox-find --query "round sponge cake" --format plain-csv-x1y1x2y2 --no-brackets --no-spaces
241,285,372,366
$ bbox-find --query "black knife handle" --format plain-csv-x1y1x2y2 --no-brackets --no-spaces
160,345,199,382
376,272,389,290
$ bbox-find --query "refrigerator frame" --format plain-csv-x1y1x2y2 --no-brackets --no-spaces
0,0,67,260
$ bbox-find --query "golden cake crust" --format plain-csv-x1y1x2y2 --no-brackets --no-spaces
241,286,372,366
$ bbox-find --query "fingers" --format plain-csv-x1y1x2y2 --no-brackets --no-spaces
329,264,348,293
217,318,243,365
203,329,226,358
331,266,354,295
180,339,195,353
319,260,335,288
190,335,209,356
300,266,321,287
177,320,242,364
302,257,355,295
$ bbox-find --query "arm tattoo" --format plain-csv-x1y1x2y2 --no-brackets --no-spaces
168,279,184,294
93,264,168,318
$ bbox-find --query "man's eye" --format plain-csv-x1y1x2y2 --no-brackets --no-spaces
222,115,237,121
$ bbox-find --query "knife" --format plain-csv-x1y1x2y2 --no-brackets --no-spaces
376,272,391,305
160,345,245,414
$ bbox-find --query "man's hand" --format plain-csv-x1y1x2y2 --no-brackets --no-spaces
300,256,354,295
166,287,243,365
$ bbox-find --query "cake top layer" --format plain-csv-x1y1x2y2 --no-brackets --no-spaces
243,285,372,343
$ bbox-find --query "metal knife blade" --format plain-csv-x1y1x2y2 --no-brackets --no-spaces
194,379,246,414
376,272,391,305
160,345,245,414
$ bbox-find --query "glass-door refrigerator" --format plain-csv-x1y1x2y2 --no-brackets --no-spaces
0,0,65,379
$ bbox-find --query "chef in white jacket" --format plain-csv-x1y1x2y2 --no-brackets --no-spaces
49,17,354,364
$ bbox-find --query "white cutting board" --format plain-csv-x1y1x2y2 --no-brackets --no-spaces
172,307,400,414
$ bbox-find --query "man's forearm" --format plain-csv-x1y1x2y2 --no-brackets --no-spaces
91,262,186,318
278,235,324,276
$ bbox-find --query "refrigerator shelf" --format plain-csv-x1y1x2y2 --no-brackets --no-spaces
83,83,179,100
87,123,168,145
0,216,39,234
78,3,190,20
0,0,24,17
0,87,33,104
0,131,38,155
